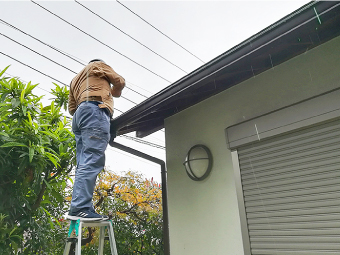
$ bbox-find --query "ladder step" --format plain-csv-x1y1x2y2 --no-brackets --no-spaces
64,220,118,255
66,237,78,243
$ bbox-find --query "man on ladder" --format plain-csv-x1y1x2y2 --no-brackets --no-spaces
67,59,125,221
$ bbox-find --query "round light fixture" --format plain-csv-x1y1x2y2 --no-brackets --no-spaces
183,144,213,181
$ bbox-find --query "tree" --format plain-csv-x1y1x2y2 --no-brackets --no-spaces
0,66,76,254
0,66,164,254
76,170,164,255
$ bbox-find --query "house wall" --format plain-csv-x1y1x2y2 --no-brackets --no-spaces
164,35,340,255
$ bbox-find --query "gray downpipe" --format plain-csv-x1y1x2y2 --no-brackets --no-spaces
109,141,170,255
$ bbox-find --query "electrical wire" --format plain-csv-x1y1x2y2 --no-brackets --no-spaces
0,33,140,105
0,51,125,113
0,51,68,87
0,18,149,99
5,72,51,94
121,134,165,149
0,32,77,74
0,19,86,66
116,0,205,64
107,147,163,167
0,52,166,148
31,0,172,83
75,0,188,74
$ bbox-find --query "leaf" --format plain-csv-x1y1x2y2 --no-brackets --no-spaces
28,146,34,162
51,189,64,203
22,105,27,116
20,88,25,103
43,178,52,190
11,98,20,108
40,200,52,205
25,82,38,95
0,65,10,78
27,111,32,125
0,142,28,148
0,131,9,137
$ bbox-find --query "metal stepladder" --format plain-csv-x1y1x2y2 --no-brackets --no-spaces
63,219,118,255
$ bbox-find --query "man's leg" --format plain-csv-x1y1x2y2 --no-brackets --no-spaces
69,102,110,220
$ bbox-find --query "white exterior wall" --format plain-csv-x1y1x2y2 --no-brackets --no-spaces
164,35,340,255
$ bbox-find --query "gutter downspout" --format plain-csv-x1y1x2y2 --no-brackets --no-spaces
109,141,170,255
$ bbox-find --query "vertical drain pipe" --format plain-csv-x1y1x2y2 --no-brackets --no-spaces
109,141,170,255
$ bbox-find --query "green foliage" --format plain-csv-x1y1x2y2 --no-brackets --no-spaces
0,66,163,254
50,83,69,111
0,66,76,254
88,171,164,255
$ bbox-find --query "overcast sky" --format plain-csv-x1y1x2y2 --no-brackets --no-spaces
0,0,309,182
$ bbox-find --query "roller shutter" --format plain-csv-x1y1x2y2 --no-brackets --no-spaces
237,118,340,255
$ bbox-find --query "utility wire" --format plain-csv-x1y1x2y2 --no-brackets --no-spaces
75,0,188,74
116,0,205,64
0,51,68,87
0,18,149,99
0,19,85,66
0,52,166,147
5,72,51,94
0,22,164,134
0,33,76,74
0,33,139,105
31,0,172,83
3,68,164,149
121,134,165,149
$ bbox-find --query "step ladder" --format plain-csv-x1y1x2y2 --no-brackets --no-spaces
63,219,118,255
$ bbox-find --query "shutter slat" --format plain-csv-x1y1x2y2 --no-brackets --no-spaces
245,191,340,208
243,178,339,196
252,250,340,255
250,235,340,243
248,213,340,224
247,206,340,219
243,170,340,191
249,228,340,236
245,180,340,202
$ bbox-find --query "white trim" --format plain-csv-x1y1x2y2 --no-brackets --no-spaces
232,151,251,255
226,89,340,149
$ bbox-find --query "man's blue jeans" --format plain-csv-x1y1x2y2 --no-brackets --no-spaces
70,101,110,213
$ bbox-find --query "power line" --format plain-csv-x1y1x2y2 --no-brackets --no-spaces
0,33,140,105
75,0,188,74
4,72,164,149
0,19,86,66
0,18,149,99
0,51,125,113
116,0,205,64
107,147,163,167
121,134,165,149
0,51,68,87
0,52,166,147
31,0,172,84
0,33,77,74
5,72,51,94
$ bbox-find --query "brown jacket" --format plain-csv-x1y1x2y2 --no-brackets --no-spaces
68,61,125,116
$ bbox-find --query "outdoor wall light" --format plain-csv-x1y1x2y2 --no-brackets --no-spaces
183,144,213,181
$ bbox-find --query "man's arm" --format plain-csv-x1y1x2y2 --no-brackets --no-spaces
103,64,125,98
68,84,76,116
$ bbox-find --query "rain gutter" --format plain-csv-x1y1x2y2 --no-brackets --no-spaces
109,141,170,255
112,1,339,134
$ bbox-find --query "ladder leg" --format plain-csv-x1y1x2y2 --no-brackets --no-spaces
76,221,83,255
108,221,118,255
98,226,105,255
63,241,71,255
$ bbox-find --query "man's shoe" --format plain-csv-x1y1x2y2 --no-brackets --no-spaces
89,207,109,220
67,209,108,221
